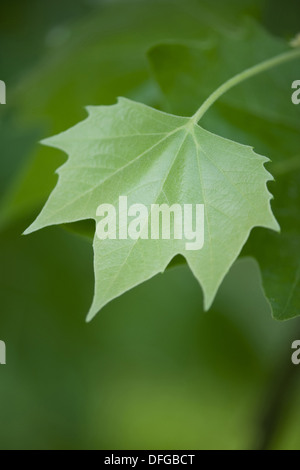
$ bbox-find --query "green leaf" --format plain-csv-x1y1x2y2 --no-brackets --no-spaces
24,98,278,320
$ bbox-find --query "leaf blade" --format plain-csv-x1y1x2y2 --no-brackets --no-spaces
25,98,279,319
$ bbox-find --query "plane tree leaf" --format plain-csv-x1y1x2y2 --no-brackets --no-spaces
24,98,278,320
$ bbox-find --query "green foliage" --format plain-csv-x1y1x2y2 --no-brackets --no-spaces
1,0,300,450
22,18,300,320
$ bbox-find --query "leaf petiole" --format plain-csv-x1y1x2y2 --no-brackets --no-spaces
192,46,300,124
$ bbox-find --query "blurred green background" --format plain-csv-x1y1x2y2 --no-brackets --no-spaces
0,0,300,450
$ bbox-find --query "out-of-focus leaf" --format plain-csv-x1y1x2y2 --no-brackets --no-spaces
244,168,300,320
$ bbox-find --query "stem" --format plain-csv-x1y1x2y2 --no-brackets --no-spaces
254,360,297,450
192,48,300,124
253,321,300,451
